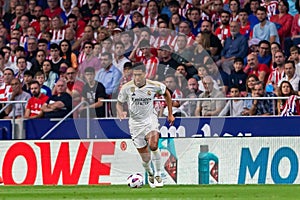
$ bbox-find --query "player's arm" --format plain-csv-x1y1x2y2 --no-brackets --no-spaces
116,101,126,120
163,89,175,125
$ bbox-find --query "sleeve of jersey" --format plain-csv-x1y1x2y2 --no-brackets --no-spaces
117,87,127,103
157,82,166,95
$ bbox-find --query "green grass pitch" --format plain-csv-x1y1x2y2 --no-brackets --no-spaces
0,185,299,200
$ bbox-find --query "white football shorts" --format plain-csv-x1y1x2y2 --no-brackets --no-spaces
129,116,160,148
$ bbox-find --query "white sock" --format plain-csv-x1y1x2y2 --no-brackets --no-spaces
142,161,153,176
151,149,162,177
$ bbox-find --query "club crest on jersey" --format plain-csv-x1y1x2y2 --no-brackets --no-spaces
147,90,151,96
131,87,135,95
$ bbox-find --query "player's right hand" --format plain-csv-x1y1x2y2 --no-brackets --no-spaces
118,112,127,121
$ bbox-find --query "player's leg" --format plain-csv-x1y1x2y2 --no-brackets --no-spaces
146,131,163,187
133,133,155,188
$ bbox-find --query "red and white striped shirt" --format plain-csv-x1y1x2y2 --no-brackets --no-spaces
136,55,159,80
261,0,278,19
50,29,65,45
143,15,158,29
179,2,193,18
0,84,12,101
153,35,174,49
268,67,285,85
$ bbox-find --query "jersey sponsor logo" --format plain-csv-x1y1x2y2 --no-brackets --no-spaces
131,97,152,105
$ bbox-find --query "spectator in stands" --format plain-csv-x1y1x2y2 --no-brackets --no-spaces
164,74,184,116
270,42,282,66
195,75,225,116
0,68,14,101
121,31,134,58
277,80,297,115
219,21,248,74
130,39,159,80
41,79,72,118
113,42,130,72
37,15,50,39
172,34,197,79
44,0,63,19
228,57,248,93
60,0,73,23
200,0,224,30
244,53,270,83
22,70,34,94
89,15,101,37
249,81,275,115
4,78,31,119
59,39,78,70
268,50,286,93
278,60,300,94
42,60,58,90
219,85,244,116
229,0,240,21
288,46,300,77
31,50,46,75
174,65,188,95
189,7,202,37
252,6,280,44
257,40,272,66
95,52,122,96
78,42,101,79
80,67,107,118
34,71,52,97
119,62,133,91
15,57,28,84
205,58,229,95
200,20,223,61
50,43,67,74
215,10,231,45
117,0,133,30
156,44,179,80
143,0,160,29
68,13,86,40
179,77,202,116
37,39,50,58
242,74,260,116
26,37,38,63
99,1,116,27
270,0,293,47
80,0,100,23
49,15,66,45
153,21,174,49
24,80,49,119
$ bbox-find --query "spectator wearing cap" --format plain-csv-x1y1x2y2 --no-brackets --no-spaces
112,27,124,44
99,1,116,27
219,21,248,74
143,0,160,29
252,7,280,44
228,57,248,93
156,44,180,81
80,0,100,23
132,10,144,26
117,0,133,30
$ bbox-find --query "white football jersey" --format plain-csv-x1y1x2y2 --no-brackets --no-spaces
118,80,166,123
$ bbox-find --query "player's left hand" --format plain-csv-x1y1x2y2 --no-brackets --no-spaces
168,114,175,126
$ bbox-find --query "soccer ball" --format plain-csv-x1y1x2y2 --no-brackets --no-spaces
127,173,144,188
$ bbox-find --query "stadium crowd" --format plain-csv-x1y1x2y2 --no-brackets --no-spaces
0,0,300,118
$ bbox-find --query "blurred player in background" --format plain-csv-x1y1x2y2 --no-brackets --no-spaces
117,62,175,188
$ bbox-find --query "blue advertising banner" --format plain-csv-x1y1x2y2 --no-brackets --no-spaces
21,116,300,139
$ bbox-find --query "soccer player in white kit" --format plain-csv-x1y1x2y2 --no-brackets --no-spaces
117,62,175,188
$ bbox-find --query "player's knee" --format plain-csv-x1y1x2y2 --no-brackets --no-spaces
149,144,158,151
